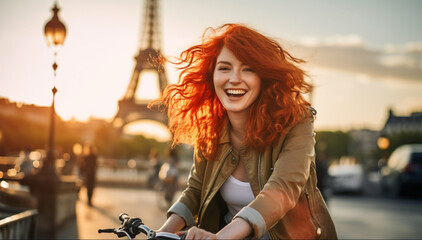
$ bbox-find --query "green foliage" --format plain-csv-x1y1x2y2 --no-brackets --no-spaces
315,131,351,160
0,114,49,153
0,114,85,155
56,120,84,153
92,122,167,159
385,131,422,155
93,122,120,157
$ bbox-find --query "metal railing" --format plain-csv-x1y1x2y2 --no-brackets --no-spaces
0,207,37,240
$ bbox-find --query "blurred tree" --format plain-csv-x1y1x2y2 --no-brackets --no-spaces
93,122,120,157
315,131,351,161
0,113,83,155
56,119,84,153
93,122,167,159
0,114,48,153
385,131,422,155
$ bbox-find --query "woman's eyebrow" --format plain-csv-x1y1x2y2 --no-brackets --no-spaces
216,61,232,65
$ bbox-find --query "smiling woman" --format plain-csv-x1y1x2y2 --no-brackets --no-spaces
151,23,337,240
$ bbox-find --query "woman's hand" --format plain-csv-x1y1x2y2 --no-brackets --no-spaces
185,226,218,240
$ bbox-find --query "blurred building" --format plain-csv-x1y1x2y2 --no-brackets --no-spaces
347,108,422,170
0,97,109,154
381,109,422,135
0,97,51,126
348,129,379,169
349,129,379,157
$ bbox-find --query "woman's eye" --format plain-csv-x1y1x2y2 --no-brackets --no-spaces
218,66,230,71
243,67,254,72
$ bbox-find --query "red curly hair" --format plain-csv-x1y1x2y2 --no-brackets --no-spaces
152,24,312,161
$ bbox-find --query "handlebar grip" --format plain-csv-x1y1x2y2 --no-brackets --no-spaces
98,228,115,233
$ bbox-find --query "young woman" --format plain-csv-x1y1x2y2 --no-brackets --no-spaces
152,23,337,239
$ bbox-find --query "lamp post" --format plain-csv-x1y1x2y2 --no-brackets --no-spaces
21,4,72,239
43,3,66,176
377,135,390,169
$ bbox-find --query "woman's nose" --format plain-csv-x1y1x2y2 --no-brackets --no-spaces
229,70,242,84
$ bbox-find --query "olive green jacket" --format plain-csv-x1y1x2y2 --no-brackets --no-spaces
168,114,337,239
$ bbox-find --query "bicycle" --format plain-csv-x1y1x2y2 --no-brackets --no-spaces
98,213,186,240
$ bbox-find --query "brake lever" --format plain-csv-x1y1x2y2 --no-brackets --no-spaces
98,228,131,239
116,229,132,239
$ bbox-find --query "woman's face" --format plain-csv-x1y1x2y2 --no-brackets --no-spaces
213,46,261,117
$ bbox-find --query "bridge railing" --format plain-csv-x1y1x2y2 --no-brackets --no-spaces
0,205,38,240
96,158,190,188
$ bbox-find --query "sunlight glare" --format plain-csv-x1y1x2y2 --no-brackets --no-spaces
135,70,161,100
123,120,171,142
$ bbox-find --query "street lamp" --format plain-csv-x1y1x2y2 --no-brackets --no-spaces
44,4,66,47
377,135,390,169
42,3,67,176
377,136,390,150
21,4,72,238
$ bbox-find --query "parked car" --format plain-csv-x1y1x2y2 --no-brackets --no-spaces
380,144,422,197
328,164,364,194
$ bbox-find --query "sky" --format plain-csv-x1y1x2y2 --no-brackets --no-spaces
1,0,422,140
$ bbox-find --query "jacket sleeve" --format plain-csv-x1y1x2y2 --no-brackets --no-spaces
234,116,316,238
167,152,206,228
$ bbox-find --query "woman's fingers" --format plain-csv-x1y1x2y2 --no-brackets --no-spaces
185,227,218,240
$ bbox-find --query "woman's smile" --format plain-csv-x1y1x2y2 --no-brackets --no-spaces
225,88,247,98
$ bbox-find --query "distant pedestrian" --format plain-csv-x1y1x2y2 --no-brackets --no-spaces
316,152,330,203
147,148,162,189
83,145,97,206
17,147,33,176
159,148,179,203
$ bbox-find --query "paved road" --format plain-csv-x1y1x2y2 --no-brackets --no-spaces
58,187,170,239
327,195,422,239
58,187,422,239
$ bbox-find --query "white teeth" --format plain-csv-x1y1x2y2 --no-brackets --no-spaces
226,89,246,95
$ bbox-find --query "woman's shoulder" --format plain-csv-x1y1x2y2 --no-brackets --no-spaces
290,106,316,135
270,107,316,149
285,106,316,134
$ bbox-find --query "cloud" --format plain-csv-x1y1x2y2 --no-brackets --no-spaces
300,34,365,48
292,35,422,83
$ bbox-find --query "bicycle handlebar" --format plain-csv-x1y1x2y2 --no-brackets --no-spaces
98,213,185,240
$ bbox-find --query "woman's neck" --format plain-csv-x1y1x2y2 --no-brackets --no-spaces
228,112,247,149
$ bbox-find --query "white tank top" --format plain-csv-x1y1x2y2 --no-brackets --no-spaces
220,175,255,223
220,175,272,240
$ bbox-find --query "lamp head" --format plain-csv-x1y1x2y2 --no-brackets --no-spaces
44,4,67,46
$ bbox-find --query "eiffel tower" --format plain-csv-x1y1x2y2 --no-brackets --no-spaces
113,0,168,131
